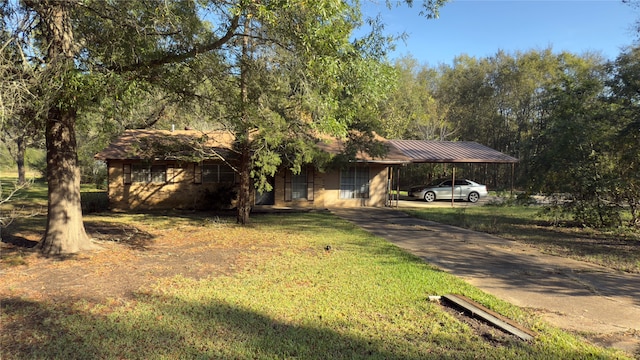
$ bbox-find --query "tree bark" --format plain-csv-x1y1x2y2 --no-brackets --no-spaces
15,137,26,185
39,106,95,254
34,0,96,255
236,14,252,225
236,138,252,225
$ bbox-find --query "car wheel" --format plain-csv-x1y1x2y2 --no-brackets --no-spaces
424,191,436,202
468,192,480,203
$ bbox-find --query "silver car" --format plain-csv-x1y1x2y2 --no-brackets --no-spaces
408,179,488,203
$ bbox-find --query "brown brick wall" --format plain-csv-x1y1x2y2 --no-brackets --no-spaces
107,160,237,210
107,160,391,210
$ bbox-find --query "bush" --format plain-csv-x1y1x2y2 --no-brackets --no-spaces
568,199,622,228
200,184,237,210
0,145,13,168
487,192,537,207
81,192,109,213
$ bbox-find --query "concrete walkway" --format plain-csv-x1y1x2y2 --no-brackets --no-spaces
331,207,640,355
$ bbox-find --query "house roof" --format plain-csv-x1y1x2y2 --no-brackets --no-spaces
96,130,518,165
94,129,235,161
388,140,519,164
95,129,410,164
314,132,412,164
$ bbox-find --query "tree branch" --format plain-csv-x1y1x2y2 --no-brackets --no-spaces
110,15,241,73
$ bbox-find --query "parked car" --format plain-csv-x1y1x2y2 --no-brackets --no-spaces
408,179,488,203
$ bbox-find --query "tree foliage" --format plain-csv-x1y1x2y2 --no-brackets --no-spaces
384,47,639,228
606,46,640,226
1,0,446,253
0,11,46,184
379,56,453,140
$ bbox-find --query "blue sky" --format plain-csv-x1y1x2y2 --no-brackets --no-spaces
362,0,639,65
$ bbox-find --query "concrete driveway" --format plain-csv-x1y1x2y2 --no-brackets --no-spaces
331,207,640,355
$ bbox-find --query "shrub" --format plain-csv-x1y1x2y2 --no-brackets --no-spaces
200,184,237,210
81,192,109,213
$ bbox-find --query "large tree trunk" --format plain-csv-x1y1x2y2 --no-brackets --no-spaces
34,0,95,255
236,15,252,225
39,107,95,254
236,138,252,225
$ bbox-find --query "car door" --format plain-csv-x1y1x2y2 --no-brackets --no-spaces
454,179,470,200
437,180,453,199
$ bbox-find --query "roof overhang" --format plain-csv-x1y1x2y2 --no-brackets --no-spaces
96,130,518,166
388,140,519,164
95,129,235,161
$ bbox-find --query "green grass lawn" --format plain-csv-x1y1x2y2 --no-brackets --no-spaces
1,210,631,359
1,172,107,213
1,174,635,358
404,204,640,273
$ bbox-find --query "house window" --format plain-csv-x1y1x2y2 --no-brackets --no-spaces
340,166,369,199
284,167,314,201
196,163,235,184
291,168,307,200
131,164,166,183
166,164,186,183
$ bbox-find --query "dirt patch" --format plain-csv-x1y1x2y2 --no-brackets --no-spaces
440,301,525,348
0,215,268,303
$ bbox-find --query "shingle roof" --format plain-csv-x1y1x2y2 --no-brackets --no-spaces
96,130,518,165
94,129,235,160
388,140,519,164
314,132,412,164
95,129,411,164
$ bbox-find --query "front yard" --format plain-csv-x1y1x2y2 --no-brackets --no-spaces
0,207,631,359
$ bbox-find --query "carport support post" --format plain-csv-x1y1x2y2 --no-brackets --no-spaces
386,167,391,207
511,163,515,197
451,166,456,208
396,167,401,208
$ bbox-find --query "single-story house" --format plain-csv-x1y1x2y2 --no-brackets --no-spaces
94,129,411,210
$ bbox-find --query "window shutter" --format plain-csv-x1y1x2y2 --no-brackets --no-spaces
167,165,175,183
284,170,292,201
123,164,131,185
194,163,202,184
307,167,314,201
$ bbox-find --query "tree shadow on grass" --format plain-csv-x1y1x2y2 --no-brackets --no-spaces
1,220,155,252
252,210,359,233
0,296,418,359
466,213,640,273
0,294,602,359
84,220,155,251
0,235,38,248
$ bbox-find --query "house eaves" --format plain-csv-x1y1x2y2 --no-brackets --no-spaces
315,133,412,165
95,129,235,161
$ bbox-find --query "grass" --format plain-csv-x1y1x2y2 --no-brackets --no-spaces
1,172,107,214
0,173,635,358
404,204,640,273
1,212,629,359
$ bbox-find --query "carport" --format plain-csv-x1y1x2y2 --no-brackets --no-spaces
386,140,519,207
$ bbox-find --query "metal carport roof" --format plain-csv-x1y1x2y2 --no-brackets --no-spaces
384,140,519,206
388,140,518,164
